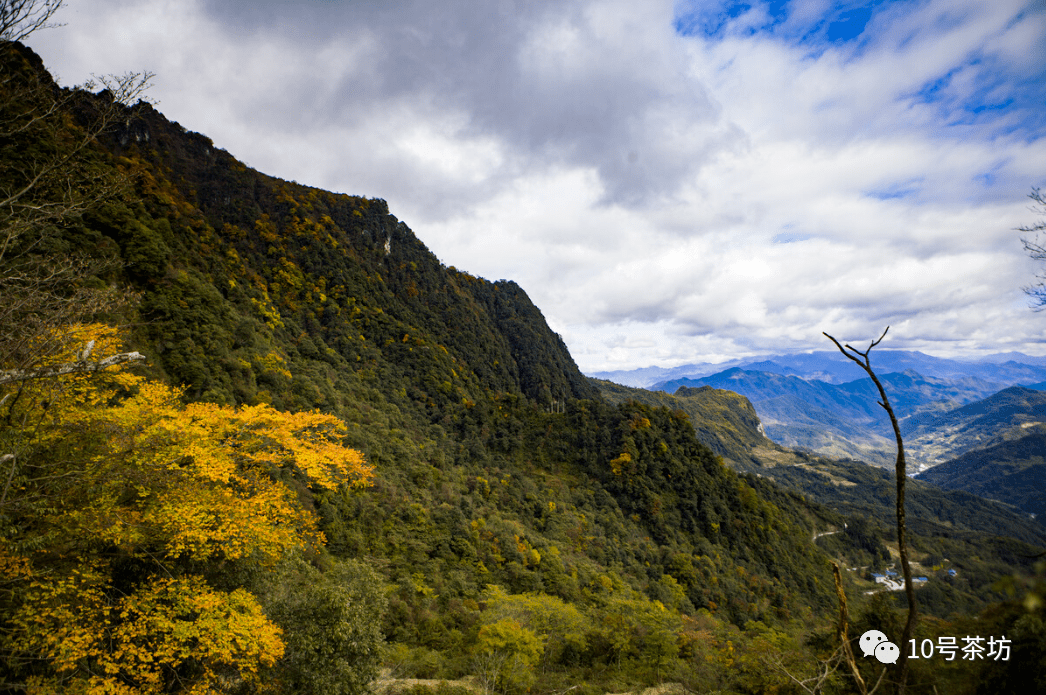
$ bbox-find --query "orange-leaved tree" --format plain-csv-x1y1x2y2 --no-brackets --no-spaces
0,323,372,693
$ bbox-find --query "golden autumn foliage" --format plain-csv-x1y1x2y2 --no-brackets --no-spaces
609,451,632,476
14,570,282,695
0,323,373,693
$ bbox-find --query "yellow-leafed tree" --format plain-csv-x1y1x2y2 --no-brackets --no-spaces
0,324,373,694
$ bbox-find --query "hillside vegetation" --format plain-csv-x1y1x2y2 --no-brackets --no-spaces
590,379,771,471
916,427,1046,522
593,380,1046,616
2,40,1044,695
0,41,843,695
903,386,1046,466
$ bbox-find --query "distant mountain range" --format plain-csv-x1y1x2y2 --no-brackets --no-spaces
589,351,1046,470
590,350,1046,388
594,351,1046,532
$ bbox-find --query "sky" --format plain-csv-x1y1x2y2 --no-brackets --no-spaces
25,0,1046,373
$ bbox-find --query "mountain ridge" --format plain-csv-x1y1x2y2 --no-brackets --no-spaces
646,367,1007,468
591,349,1046,389
915,427,1046,522
89,91,600,409
903,386,1046,466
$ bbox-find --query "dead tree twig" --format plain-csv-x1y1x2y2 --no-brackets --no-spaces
824,327,916,695
833,561,867,694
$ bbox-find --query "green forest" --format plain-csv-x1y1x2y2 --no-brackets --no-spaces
1,35,1044,695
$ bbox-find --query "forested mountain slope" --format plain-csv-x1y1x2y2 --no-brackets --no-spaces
902,386,1046,466
93,97,599,410
85,51,838,620
591,378,1046,547
1,41,856,695
916,427,1046,522
591,379,1046,618
590,378,772,471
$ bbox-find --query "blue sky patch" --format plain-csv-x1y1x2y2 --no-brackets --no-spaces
675,0,894,43
824,5,875,42
975,171,997,187
864,179,924,201
908,53,1046,139
673,1,753,38
673,0,791,39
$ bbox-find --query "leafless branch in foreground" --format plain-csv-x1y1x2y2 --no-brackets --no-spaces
824,327,916,695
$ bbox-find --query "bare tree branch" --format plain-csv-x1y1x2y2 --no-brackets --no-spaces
1019,187,1046,310
0,0,64,42
824,327,917,695
773,648,842,694
832,562,868,695
0,349,145,385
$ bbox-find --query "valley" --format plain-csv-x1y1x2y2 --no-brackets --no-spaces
596,357,1046,475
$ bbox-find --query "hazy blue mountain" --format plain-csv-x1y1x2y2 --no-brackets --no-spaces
655,368,878,419
976,352,1046,366
652,368,1008,468
590,349,1046,389
588,359,749,387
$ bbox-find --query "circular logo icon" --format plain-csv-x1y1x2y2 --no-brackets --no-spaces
874,641,900,664
859,629,888,657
